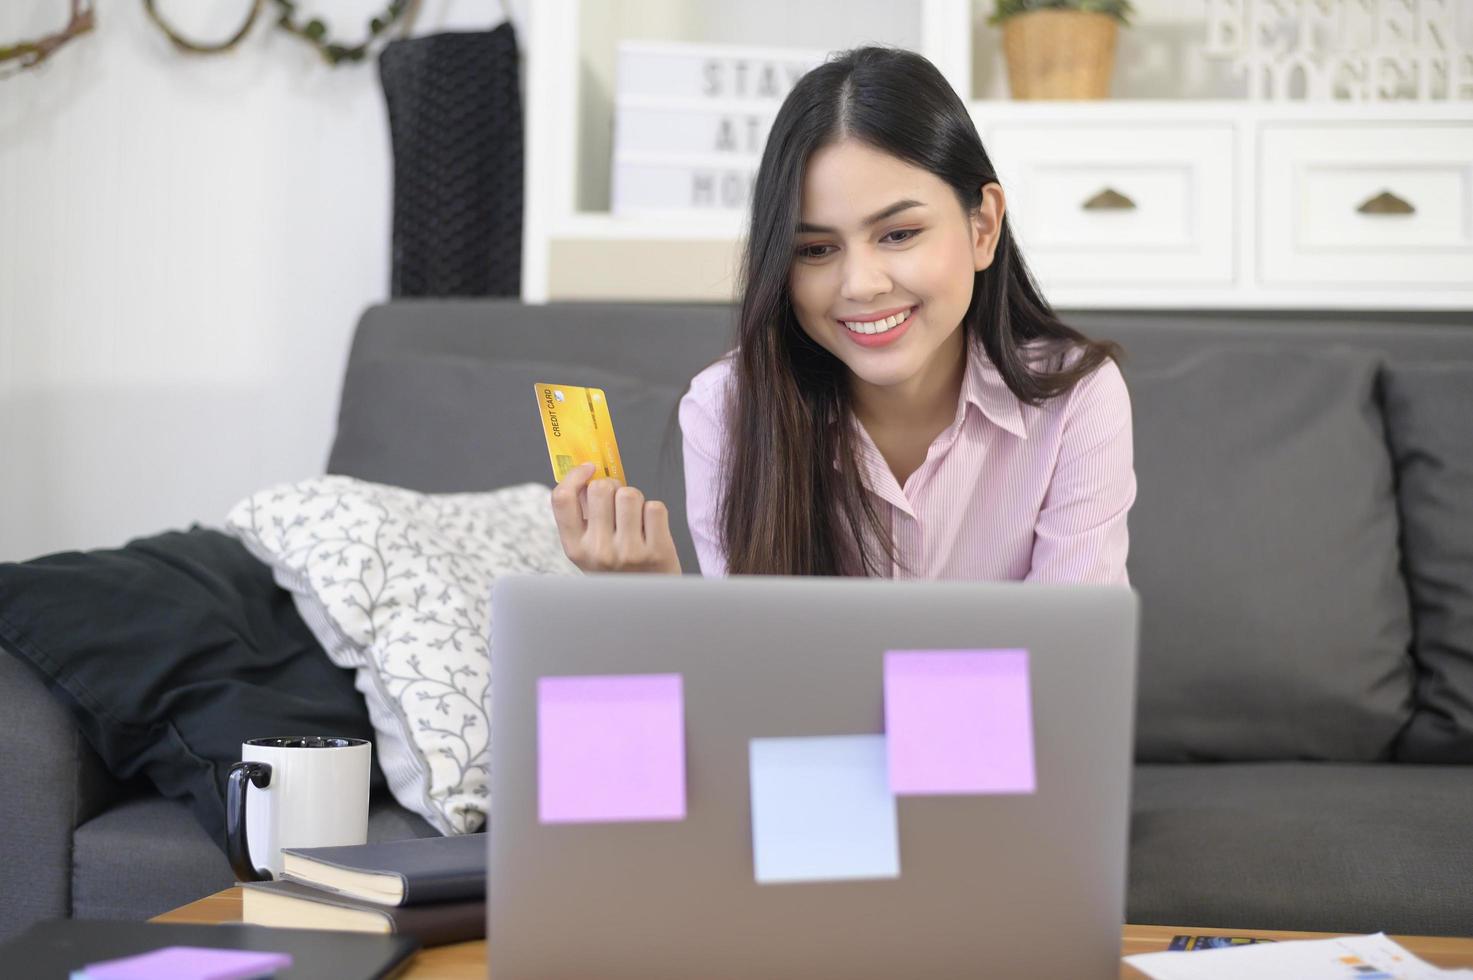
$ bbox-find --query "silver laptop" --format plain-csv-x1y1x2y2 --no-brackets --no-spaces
488,574,1139,979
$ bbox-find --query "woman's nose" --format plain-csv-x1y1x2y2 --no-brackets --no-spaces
839,249,891,301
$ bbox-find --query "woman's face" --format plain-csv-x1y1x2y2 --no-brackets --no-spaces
788,138,1004,398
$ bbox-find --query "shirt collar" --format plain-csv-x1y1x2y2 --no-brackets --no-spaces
824,343,1027,439
962,343,1028,440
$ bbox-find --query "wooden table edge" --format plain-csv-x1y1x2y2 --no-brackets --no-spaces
153,887,1473,978
152,887,484,978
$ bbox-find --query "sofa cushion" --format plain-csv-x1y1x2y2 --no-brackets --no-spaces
1129,763,1473,936
0,649,115,941
326,354,698,573
226,476,579,835
1382,362,1473,763
0,527,383,852
1125,346,1415,761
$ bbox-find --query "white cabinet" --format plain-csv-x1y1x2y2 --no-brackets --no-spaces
957,102,1473,308
974,102,1473,309
982,122,1236,287
523,0,1473,310
1258,122,1473,289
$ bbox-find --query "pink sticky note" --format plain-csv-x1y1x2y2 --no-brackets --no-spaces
538,673,686,823
884,649,1036,795
80,946,292,980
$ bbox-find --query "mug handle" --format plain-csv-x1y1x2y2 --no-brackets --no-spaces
226,761,274,882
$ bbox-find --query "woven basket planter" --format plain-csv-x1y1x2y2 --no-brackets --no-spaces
1001,9,1118,100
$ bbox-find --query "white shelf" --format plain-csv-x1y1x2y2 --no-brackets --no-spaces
523,0,960,303
522,0,1473,310
966,99,1473,121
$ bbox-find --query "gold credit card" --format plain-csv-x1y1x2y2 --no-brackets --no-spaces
533,382,626,485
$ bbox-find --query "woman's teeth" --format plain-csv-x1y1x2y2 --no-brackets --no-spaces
841,307,913,335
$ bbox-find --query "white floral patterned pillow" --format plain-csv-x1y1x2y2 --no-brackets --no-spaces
226,475,579,834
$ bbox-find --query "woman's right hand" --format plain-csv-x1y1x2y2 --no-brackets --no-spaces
550,462,683,575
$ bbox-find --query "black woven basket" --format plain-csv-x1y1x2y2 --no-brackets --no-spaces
379,22,524,297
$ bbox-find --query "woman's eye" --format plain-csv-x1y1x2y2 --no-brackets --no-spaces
796,229,920,260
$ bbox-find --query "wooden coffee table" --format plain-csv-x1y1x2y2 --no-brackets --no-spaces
155,888,1473,979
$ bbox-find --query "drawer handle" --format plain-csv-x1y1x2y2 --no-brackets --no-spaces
1356,190,1415,215
1082,188,1136,211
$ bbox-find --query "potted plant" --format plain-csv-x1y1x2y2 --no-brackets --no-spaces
988,0,1135,100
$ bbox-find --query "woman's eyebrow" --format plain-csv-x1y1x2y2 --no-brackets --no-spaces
796,199,925,234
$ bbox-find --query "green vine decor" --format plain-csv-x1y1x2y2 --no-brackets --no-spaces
0,0,95,78
142,0,420,66
272,0,418,65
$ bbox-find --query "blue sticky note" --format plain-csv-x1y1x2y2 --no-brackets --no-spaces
748,734,900,885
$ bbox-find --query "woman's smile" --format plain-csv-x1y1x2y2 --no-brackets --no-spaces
838,304,918,348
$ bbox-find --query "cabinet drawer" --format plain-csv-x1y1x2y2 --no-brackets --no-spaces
978,122,1236,286
1259,123,1473,287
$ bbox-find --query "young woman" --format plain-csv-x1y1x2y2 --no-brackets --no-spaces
551,46,1134,583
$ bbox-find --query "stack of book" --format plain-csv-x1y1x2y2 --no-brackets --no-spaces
611,40,830,216
240,833,486,948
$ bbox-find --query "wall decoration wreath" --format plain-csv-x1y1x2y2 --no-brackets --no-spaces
141,0,420,65
2,0,421,78
0,0,95,78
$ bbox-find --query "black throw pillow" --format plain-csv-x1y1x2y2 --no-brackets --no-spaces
0,525,384,851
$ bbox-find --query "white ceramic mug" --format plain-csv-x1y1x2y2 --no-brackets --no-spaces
226,735,372,882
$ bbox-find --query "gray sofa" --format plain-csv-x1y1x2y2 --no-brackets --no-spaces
3,299,1471,943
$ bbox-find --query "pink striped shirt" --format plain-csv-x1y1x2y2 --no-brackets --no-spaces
676,343,1135,583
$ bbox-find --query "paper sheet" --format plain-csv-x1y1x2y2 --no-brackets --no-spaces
1126,932,1473,979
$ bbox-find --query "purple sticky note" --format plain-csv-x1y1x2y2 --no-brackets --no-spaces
538,673,686,823
79,946,292,980
884,649,1036,795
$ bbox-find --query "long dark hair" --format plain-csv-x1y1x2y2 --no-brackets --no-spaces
713,45,1123,577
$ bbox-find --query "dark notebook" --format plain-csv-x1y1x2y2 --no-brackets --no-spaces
0,918,418,980
241,879,485,947
279,832,486,906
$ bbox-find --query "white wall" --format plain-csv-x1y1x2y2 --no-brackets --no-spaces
0,0,527,562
